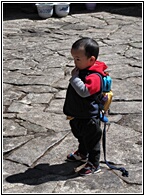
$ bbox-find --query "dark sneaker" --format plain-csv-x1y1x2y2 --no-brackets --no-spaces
78,162,101,176
67,150,88,162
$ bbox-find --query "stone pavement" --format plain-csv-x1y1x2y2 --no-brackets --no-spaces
3,3,142,194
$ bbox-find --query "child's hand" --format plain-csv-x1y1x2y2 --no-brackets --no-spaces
71,67,79,76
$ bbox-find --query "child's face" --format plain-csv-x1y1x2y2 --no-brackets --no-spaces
71,48,95,70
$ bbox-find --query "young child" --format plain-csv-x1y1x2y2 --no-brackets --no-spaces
63,37,108,176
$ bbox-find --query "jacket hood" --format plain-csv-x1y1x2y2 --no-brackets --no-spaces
88,61,108,76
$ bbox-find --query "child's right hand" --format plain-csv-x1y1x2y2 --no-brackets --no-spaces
71,67,79,76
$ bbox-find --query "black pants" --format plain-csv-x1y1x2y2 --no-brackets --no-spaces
70,117,102,167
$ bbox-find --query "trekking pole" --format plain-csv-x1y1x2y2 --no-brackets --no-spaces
102,122,129,177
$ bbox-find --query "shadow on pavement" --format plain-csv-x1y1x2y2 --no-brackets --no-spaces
3,3,142,21
5,161,82,185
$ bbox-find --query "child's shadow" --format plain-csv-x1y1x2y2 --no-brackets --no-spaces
6,161,82,185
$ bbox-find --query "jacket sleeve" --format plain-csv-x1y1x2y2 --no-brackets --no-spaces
69,74,101,97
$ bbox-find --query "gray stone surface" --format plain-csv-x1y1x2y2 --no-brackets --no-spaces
3,3,142,194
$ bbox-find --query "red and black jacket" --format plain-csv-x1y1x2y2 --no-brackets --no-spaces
63,61,108,118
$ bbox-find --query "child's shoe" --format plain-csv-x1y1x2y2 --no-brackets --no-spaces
67,150,88,162
78,161,101,176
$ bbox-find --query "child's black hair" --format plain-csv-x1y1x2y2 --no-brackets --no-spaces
72,37,99,59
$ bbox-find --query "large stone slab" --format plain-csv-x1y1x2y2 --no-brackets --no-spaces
3,159,28,175
8,102,34,113
117,113,142,132
14,85,58,94
3,73,62,86
3,90,25,105
45,99,65,114
110,101,142,114
3,135,34,153
36,132,78,166
17,112,70,132
19,93,54,105
100,123,142,165
3,59,36,71
19,121,48,135
3,119,27,137
6,131,70,167
112,78,142,101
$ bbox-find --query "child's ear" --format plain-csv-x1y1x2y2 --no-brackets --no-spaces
90,56,96,64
